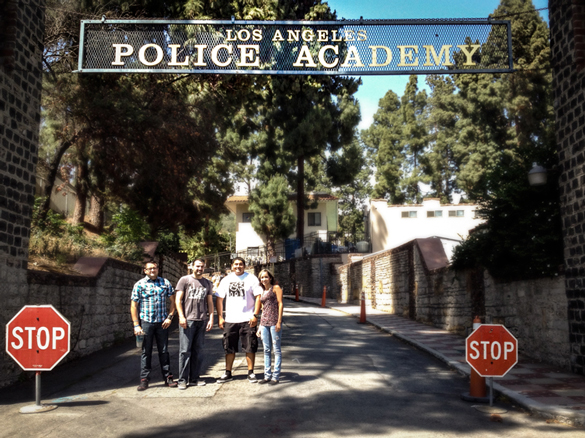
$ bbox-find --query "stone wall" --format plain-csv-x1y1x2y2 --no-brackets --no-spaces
550,0,585,375
0,0,45,386
338,240,570,370
256,254,343,299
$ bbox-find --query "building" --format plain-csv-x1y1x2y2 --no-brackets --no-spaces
368,198,485,258
225,192,338,253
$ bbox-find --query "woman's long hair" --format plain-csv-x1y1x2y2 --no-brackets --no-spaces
258,269,275,290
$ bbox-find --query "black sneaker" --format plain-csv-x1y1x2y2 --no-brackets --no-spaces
217,372,233,383
248,373,258,383
269,379,279,385
165,376,178,387
258,377,270,384
137,379,149,391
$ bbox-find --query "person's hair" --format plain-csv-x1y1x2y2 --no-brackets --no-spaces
144,261,158,270
232,257,246,267
189,258,206,266
257,269,275,290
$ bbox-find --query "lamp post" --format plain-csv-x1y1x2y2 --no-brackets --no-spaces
528,162,548,186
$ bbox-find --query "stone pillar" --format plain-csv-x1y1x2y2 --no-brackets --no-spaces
550,0,585,375
0,0,45,382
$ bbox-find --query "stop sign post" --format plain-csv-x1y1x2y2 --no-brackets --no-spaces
465,324,518,406
6,305,71,413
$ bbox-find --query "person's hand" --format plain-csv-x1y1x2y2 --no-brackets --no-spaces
179,316,187,329
134,325,144,335
218,316,225,329
206,318,213,331
162,317,172,329
249,316,257,328
276,322,281,332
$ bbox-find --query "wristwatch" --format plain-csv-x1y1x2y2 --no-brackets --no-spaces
254,314,261,319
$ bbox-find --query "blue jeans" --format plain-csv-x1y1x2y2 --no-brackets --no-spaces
178,320,206,383
260,325,282,380
140,320,172,382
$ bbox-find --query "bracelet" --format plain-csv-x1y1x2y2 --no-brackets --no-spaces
166,314,174,320
254,314,261,319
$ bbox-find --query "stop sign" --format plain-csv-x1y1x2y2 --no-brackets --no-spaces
465,324,518,377
6,305,71,371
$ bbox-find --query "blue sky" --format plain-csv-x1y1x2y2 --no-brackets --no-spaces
325,0,550,130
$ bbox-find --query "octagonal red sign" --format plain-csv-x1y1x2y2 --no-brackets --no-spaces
6,305,71,371
465,324,518,377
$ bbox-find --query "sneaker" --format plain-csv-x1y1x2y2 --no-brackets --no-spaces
248,373,258,383
217,372,233,383
194,379,206,387
137,379,149,391
269,379,279,385
178,380,187,390
165,377,178,388
258,378,270,384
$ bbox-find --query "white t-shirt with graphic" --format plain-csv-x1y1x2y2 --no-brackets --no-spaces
216,272,260,323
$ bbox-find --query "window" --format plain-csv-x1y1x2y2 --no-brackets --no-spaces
242,212,254,223
401,211,417,218
308,212,321,226
427,210,443,218
448,210,464,217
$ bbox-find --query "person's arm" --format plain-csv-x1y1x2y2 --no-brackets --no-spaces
131,301,143,335
216,297,225,329
274,285,284,332
162,283,176,329
176,290,187,329
206,293,214,331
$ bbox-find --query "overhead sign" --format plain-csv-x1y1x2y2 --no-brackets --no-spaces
6,305,71,371
465,324,518,377
78,19,512,75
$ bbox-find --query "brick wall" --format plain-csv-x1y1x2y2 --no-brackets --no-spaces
338,241,570,370
550,0,585,375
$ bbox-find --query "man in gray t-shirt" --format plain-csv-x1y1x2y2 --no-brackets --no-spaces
175,259,214,389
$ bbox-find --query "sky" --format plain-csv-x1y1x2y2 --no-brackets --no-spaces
325,0,550,130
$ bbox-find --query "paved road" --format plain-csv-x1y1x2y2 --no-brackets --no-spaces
0,302,582,437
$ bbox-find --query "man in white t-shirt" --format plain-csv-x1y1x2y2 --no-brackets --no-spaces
215,257,261,383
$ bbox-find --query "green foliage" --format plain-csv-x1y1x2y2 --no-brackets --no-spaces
249,175,296,255
179,219,232,261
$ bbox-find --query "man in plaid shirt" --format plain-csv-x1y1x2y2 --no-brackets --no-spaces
131,261,178,391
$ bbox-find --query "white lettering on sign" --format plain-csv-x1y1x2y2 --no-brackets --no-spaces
469,340,516,360
11,326,66,350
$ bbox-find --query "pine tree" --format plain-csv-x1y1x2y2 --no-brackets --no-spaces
249,176,296,258
361,90,405,203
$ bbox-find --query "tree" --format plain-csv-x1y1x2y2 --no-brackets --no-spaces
451,0,562,279
362,90,405,203
249,176,296,258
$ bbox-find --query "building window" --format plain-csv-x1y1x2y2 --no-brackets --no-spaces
448,210,464,217
401,211,417,218
308,212,321,226
427,210,443,218
242,212,254,223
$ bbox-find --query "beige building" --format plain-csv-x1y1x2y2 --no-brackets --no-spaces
369,198,485,258
225,193,338,253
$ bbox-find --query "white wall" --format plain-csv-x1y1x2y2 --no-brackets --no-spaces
370,199,485,254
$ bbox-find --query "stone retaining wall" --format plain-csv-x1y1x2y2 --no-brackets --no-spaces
339,240,570,370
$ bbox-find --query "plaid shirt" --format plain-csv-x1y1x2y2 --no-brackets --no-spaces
131,276,175,323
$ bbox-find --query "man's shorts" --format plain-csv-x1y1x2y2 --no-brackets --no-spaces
223,322,258,354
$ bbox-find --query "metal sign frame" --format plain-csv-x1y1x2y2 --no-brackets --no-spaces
78,18,513,75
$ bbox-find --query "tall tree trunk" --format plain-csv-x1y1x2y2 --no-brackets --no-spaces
267,236,275,259
72,160,88,225
296,155,305,248
88,194,105,232
38,134,78,225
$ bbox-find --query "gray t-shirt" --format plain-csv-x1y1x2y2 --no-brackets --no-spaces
176,275,213,321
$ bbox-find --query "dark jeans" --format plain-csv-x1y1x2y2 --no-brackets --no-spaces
178,319,206,383
140,320,172,382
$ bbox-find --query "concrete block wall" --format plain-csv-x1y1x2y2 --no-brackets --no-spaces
550,0,585,375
